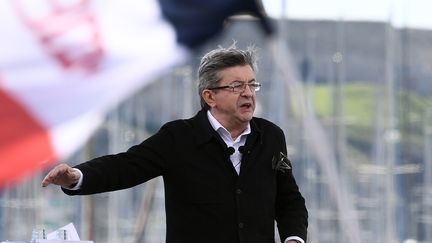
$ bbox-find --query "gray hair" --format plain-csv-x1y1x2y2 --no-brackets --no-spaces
197,45,258,109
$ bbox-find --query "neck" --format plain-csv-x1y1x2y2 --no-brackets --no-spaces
209,110,248,140
228,128,246,141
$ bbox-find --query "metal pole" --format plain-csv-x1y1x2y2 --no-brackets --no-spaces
81,140,95,241
384,20,398,243
423,109,432,242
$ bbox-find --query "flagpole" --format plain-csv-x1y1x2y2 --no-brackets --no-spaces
383,11,398,243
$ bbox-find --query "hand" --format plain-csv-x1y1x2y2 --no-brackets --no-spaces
42,163,80,188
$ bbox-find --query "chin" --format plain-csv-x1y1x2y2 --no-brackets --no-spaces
237,109,254,121
243,114,254,121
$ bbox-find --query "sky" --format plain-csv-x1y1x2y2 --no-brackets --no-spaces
262,0,432,30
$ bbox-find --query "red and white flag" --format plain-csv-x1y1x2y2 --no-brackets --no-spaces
0,0,269,187
0,0,189,187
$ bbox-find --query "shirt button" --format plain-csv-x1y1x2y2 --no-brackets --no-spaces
236,189,242,194
239,223,244,228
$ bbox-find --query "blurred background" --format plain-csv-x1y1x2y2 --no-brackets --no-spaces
1,0,432,242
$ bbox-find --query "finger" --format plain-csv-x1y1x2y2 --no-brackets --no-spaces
66,168,80,182
42,175,58,187
41,163,69,187
42,169,59,187
41,175,51,187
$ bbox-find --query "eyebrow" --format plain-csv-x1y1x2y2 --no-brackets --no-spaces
230,78,256,84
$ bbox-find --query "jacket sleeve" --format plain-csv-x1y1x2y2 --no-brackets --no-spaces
62,126,172,195
275,130,308,242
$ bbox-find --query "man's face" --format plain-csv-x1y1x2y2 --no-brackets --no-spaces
208,65,257,128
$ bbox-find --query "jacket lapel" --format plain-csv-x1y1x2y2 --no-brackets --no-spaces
192,109,239,177
239,118,262,174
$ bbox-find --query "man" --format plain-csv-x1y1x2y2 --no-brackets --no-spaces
42,46,308,243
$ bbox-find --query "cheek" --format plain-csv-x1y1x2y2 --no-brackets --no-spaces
217,95,236,109
227,96,239,105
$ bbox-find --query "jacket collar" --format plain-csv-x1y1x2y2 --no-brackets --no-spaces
192,109,264,177
192,108,262,147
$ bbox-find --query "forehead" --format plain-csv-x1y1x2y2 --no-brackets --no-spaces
218,65,255,83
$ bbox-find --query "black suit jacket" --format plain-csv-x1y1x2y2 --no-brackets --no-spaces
63,109,308,243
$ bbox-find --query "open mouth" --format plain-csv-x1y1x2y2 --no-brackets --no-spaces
240,103,252,109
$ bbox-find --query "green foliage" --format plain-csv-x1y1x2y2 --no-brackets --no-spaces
312,82,432,126
310,82,432,159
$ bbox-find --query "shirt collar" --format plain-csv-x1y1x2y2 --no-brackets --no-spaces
207,110,251,142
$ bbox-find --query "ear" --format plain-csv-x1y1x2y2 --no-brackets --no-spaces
202,90,216,108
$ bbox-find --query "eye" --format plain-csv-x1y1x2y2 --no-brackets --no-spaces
232,83,244,89
230,81,245,88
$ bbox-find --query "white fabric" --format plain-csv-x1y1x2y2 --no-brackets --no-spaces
285,236,304,243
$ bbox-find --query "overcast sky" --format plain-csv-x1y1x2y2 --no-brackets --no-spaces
262,0,432,30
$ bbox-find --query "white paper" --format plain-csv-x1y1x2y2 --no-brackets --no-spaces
46,223,80,241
